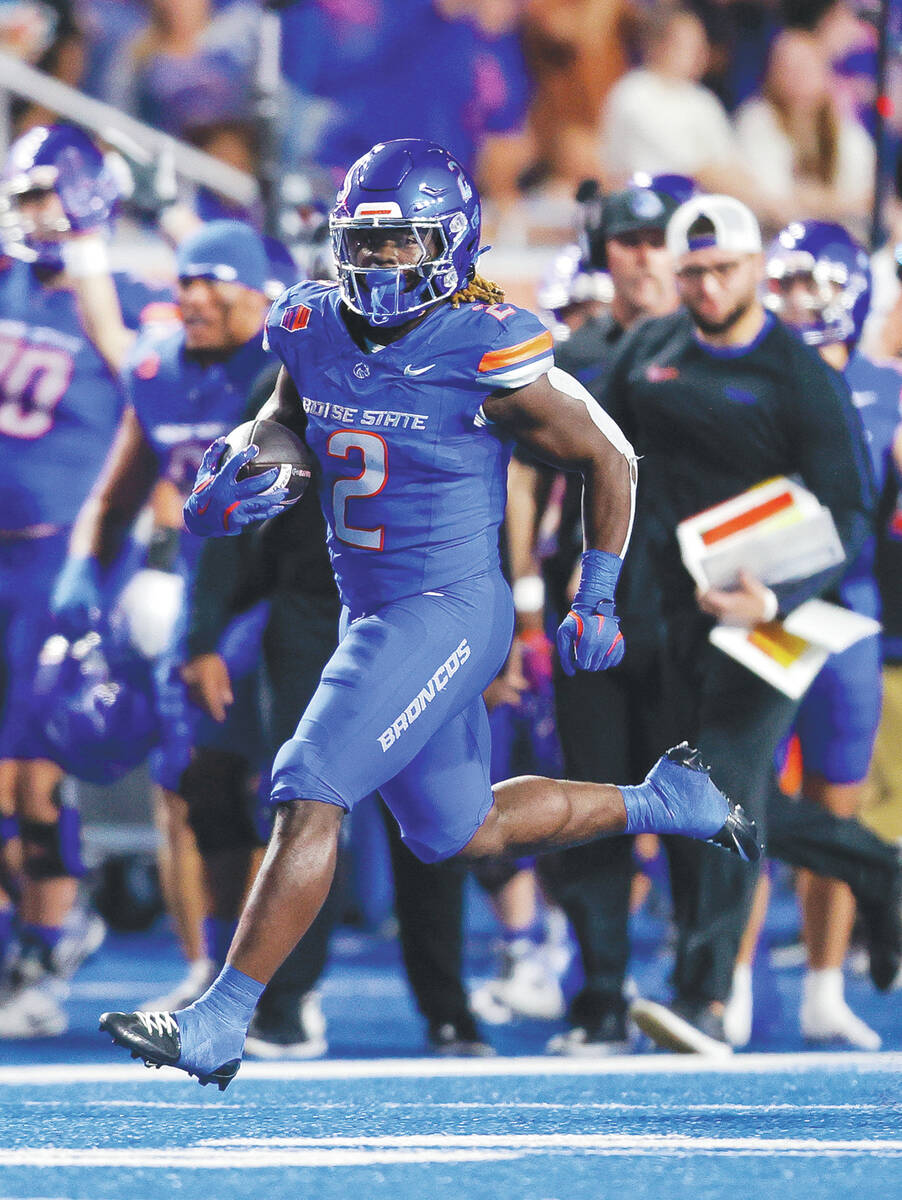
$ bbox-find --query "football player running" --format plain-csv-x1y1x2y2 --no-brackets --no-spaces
100,139,759,1089
0,125,174,1037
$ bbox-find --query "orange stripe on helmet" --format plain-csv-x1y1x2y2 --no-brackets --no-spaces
478,331,553,372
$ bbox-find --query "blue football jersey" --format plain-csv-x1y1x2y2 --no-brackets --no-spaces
0,261,171,531
125,324,273,500
264,281,554,611
839,351,902,617
114,271,179,332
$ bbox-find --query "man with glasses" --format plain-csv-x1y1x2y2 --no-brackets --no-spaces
512,181,683,1055
595,194,876,1053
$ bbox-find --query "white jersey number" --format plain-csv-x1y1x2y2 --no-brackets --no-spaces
327,429,387,550
0,334,74,439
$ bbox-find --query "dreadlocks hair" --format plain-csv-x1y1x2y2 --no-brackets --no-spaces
450,273,505,308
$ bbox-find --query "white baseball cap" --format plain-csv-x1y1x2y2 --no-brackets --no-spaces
666,194,762,259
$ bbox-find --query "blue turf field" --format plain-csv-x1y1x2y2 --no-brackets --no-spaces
2,871,902,1198
4,1055,902,1199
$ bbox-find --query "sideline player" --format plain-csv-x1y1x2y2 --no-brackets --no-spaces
49,220,274,1001
0,125,174,1036
722,221,902,1049
99,139,758,1089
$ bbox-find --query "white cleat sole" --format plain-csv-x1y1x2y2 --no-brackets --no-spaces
630,998,733,1057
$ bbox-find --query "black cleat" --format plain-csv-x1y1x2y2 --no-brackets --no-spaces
707,803,761,864
99,1010,241,1091
663,742,762,864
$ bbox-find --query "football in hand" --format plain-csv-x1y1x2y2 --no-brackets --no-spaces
221,418,315,503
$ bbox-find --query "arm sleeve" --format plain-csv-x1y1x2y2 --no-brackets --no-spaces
773,352,877,614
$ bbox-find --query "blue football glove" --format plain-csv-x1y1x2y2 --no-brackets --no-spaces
183,437,292,538
556,549,625,675
50,556,103,637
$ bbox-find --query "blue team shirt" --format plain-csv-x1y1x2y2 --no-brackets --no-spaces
264,281,554,612
839,351,902,618
0,260,174,531
124,324,273,500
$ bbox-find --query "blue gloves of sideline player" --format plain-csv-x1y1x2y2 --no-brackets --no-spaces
556,549,625,675
183,438,291,538
50,555,103,636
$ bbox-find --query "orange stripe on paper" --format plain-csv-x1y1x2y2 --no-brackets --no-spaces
700,491,794,546
747,624,809,668
478,331,553,372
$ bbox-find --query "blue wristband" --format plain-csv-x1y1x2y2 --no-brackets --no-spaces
573,549,623,607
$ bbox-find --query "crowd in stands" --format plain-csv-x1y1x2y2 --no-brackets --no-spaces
1,1,896,243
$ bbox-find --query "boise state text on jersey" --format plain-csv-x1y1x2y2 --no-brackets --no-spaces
0,262,175,531
264,280,554,612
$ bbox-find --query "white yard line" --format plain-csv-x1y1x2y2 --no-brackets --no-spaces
2,1050,902,1086
2,1132,902,1169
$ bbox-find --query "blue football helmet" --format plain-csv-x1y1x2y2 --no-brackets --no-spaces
0,124,121,270
329,139,481,327
537,243,612,329
765,220,871,349
630,172,700,207
31,629,159,785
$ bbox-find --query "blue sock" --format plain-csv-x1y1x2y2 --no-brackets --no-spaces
203,916,238,967
502,915,544,946
620,754,728,838
174,964,265,1076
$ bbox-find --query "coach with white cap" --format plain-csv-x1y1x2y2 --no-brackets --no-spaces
586,193,876,1055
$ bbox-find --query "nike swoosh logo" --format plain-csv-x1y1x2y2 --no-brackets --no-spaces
404,363,436,376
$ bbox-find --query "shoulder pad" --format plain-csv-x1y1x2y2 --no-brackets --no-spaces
265,279,337,345
124,324,182,383
114,273,178,331
469,302,554,390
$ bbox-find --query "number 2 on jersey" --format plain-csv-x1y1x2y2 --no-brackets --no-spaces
327,429,387,550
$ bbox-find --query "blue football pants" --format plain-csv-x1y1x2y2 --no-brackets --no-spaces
271,570,515,862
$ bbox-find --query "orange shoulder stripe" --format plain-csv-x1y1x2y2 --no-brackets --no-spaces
478,330,553,372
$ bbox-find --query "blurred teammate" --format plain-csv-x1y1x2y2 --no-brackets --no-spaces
722,222,901,1050
99,138,758,1089
50,220,274,1012
0,124,174,1037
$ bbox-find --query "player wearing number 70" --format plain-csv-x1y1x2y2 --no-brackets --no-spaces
0,125,178,1040
100,139,760,1089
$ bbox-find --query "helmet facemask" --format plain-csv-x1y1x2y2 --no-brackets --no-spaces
1,129,121,271
765,249,867,347
0,176,72,269
331,210,471,326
